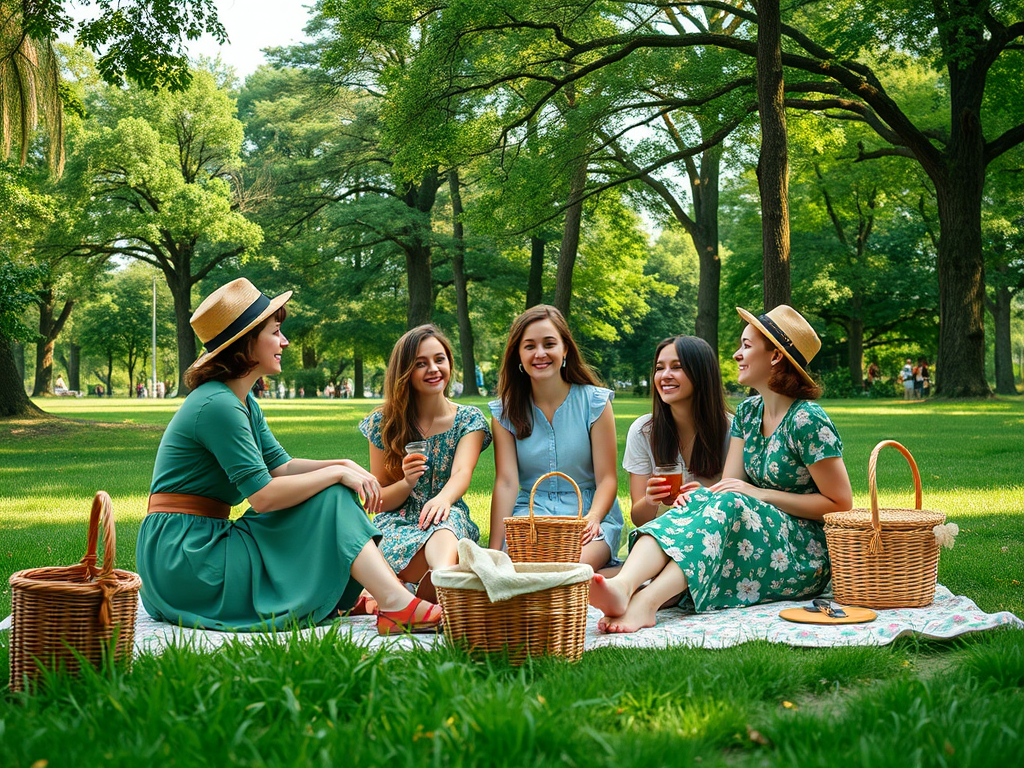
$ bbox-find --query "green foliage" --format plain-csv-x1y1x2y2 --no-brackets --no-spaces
0,258,42,342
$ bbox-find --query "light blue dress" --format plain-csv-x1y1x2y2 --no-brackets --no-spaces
488,384,624,560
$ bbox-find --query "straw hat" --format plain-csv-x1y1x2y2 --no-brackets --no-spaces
736,304,820,385
189,278,292,369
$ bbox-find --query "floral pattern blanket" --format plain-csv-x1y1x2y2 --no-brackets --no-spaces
2,585,1019,655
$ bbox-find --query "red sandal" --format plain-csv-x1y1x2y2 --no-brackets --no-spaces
342,594,378,616
376,597,443,636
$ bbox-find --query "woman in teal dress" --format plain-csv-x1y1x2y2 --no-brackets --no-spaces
590,305,853,632
360,325,491,603
136,278,442,634
489,305,624,571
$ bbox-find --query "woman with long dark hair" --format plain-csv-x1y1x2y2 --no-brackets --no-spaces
489,305,624,571
623,335,732,527
360,324,490,602
136,279,442,635
591,305,852,633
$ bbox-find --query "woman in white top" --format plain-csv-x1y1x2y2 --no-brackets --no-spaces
623,336,732,527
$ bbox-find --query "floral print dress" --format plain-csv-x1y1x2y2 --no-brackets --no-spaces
631,396,843,612
359,404,491,574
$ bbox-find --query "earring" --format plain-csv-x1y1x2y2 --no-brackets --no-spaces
562,358,567,369
519,363,524,373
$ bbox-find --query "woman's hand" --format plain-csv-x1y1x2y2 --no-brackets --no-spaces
708,477,763,501
673,481,703,507
419,497,450,530
402,453,429,488
338,465,383,513
580,512,603,546
644,475,673,507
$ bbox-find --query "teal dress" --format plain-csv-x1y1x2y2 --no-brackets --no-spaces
632,396,842,612
488,384,624,560
359,404,491,573
136,381,380,631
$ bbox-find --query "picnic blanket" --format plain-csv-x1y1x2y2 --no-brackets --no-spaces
2,585,1020,655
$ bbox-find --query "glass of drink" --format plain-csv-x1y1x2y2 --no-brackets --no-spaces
404,440,429,460
653,463,684,500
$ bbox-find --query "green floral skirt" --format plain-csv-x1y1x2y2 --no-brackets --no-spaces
630,487,830,612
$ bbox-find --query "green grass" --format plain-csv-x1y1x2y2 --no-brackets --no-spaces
2,396,1023,766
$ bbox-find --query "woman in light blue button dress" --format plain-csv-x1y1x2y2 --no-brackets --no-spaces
489,305,624,571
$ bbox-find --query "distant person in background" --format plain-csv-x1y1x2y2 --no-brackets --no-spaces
56,374,67,390
900,359,915,400
866,360,880,390
918,358,931,397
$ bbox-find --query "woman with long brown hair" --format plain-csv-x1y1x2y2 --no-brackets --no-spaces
623,335,732,527
360,325,491,602
488,305,624,571
591,305,852,633
136,279,442,635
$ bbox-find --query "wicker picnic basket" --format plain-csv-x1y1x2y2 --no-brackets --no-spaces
824,440,946,609
505,471,587,563
434,563,590,664
8,491,142,692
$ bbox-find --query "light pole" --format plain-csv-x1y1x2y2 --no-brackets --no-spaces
152,276,158,397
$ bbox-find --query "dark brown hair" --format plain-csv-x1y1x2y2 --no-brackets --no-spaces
376,324,455,478
184,307,287,391
758,331,823,400
496,305,601,438
647,336,732,478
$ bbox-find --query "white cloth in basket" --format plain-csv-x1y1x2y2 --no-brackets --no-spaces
432,540,593,603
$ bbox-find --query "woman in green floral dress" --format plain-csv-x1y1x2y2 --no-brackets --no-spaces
590,305,853,633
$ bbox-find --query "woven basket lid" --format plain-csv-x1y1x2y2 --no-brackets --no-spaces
824,507,945,530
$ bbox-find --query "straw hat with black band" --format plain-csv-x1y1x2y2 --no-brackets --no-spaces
189,278,292,370
736,304,820,386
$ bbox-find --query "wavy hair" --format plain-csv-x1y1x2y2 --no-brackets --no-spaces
646,335,732,479
496,305,601,438
757,331,824,400
184,307,288,391
376,324,455,477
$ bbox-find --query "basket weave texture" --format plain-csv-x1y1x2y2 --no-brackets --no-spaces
505,471,587,563
824,441,945,609
9,492,142,692
436,563,590,664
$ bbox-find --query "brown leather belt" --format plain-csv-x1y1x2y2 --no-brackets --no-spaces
147,493,231,519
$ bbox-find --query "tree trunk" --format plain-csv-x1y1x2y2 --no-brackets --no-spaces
847,316,864,391
932,177,989,397
32,291,73,396
104,353,114,396
554,158,587,317
406,242,434,327
0,335,43,417
168,278,196,397
302,344,317,369
353,353,364,399
989,283,1016,395
755,0,791,310
59,342,81,391
692,145,722,352
527,236,545,308
449,171,480,397
401,170,441,328
13,341,25,381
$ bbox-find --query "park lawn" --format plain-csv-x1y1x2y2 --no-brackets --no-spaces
1,395,1022,767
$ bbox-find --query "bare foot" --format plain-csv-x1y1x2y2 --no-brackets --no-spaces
597,597,659,634
589,574,632,618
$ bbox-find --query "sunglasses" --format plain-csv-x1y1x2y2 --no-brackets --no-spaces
804,598,847,619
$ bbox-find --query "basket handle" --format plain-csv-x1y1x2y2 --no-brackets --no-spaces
867,440,923,555
80,491,119,626
526,471,583,544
